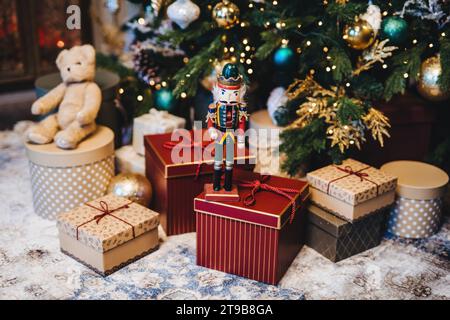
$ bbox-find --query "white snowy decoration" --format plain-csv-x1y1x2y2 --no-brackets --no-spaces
267,87,288,125
360,3,382,35
396,0,450,29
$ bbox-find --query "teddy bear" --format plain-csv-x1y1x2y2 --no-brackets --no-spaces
26,44,102,149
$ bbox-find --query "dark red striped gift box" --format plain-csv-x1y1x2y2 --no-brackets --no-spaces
194,171,310,285
145,129,255,236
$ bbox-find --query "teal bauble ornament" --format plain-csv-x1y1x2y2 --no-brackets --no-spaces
380,16,408,46
154,88,175,110
273,47,295,69
222,63,239,79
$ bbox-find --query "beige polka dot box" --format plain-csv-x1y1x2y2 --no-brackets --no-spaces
381,161,449,239
307,158,398,221
25,126,115,220
57,194,160,275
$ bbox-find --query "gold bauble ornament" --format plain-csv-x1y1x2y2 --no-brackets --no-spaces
212,0,240,29
417,55,450,102
343,19,375,50
107,173,153,207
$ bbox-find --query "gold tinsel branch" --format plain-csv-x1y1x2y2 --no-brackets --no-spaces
362,107,391,147
353,39,398,76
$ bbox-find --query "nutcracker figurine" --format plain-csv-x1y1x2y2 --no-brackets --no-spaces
205,63,248,199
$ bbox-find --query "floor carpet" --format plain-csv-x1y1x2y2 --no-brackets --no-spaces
0,126,448,300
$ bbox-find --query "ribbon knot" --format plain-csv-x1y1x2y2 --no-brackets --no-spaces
327,165,379,195
76,200,134,240
238,176,300,224
338,166,369,181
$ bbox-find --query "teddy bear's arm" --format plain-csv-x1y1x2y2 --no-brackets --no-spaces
76,83,102,125
31,83,66,115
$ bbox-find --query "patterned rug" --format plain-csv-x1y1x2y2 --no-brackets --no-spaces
0,126,449,300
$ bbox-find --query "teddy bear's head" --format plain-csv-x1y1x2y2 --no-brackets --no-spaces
56,45,96,83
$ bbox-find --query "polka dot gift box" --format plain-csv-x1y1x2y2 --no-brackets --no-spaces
25,126,115,220
381,161,449,239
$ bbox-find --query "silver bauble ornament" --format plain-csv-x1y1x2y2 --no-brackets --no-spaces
167,0,200,29
107,173,153,207
417,55,450,102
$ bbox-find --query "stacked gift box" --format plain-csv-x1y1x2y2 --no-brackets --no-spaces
115,109,186,176
194,170,310,285
305,158,398,262
144,129,255,236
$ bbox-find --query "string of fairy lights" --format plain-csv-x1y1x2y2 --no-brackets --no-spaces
122,0,447,106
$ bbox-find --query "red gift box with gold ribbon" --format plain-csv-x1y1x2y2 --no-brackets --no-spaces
194,171,310,285
144,129,255,236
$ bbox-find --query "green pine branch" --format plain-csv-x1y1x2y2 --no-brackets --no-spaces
172,36,223,98
439,37,450,91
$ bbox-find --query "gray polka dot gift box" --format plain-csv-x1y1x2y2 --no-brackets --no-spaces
306,158,398,221
381,161,449,239
25,126,115,220
57,194,160,275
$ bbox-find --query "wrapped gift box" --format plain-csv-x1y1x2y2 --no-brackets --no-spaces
57,194,160,276
115,145,145,176
26,126,115,220
306,204,387,262
145,129,255,236
381,161,449,238
133,109,186,156
307,158,397,221
194,171,310,285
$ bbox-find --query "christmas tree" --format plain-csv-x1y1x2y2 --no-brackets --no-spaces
123,0,450,175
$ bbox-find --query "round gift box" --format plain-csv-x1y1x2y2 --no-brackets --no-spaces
381,161,449,238
25,126,115,220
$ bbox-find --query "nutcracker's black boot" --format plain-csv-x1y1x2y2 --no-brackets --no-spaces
213,169,222,191
224,169,233,192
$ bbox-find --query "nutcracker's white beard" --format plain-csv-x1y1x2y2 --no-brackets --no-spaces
213,84,247,104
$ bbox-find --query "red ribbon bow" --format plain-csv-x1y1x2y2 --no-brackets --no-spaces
76,200,134,240
326,165,379,195
238,176,300,224
163,140,214,180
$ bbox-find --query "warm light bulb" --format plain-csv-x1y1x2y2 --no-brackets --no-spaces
118,88,124,94
403,73,409,78
181,92,187,99
138,18,145,25
306,41,311,46
137,95,143,102
162,81,167,87
247,68,253,74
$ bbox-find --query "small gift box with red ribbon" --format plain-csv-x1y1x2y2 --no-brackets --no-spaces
194,171,310,285
144,129,255,236
57,194,160,276
307,158,397,221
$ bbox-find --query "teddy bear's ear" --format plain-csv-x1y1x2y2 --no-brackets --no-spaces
79,45,96,64
56,49,68,69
